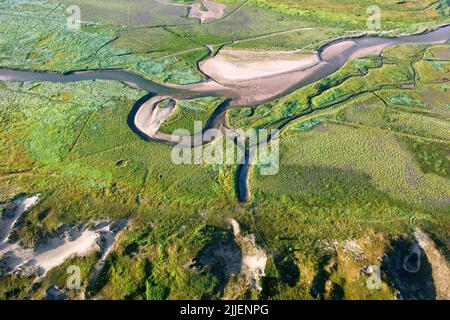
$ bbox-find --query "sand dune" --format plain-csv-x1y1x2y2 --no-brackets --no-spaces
230,219,267,292
0,219,127,277
0,195,39,245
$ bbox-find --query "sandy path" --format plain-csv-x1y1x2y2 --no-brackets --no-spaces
12,230,99,276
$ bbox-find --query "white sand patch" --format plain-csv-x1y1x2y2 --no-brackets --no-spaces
229,218,241,237
0,195,39,245
320,38,392,62
348,43,392,60
155,0,225,23
240,237,267,292
230,219,267,292
7,229,99,277
0,220,127,277
193,219,267,293
200,49,320,83
91,219,128,275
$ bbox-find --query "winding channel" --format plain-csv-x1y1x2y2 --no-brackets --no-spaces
0,24,449,202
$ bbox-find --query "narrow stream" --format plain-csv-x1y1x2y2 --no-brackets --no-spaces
0,24,448,202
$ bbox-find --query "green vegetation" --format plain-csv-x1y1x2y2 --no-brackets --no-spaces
0,0,449,301
249,0,449,31
36,254,99,299
0,78,242,261
424,44,450,60
290,117,323,132
0,0,205,84
387,93,429,109
227,43,449,299
0,77,239,299
0,275,34,300
415,60,450,83
228,28,347,52
401,138,450,178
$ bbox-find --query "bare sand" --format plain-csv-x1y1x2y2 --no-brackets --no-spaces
348,43,392,60
229,218,241,237
189,0,226,23
200,49,320,83
12,229,99,276
229,219,267,292
134,96,177,136
134,95,220,147
320,40,356,61
198,40,399,106
91,219,128,275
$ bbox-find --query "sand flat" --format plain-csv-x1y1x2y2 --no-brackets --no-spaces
200,49,320,83
134,96,176,136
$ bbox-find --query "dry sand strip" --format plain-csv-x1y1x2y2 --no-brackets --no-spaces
228,219,267,292
193,219,267,294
